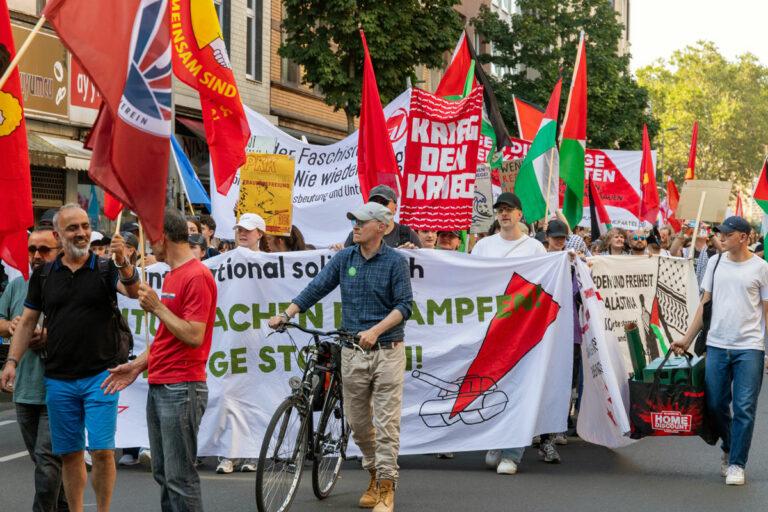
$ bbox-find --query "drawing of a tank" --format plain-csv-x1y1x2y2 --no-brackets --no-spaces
412,370,509,428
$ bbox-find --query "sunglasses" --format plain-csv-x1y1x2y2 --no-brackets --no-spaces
28,245,58,255
350,218,373,227
631,235,647,241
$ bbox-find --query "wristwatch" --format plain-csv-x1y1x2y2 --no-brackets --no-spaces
279,312,291,321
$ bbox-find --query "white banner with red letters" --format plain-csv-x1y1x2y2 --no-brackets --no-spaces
399,87,484,230
114,250,629,455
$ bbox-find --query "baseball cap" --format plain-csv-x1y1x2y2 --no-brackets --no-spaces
714,216,751,235
188,233,207,248
346,202,393,224
437,230,461,237
493,192,523,211
368,185,398,204
90,232,111,246
38,208,57,228
234,213,267,232
121,221,139,234
546,219,569,238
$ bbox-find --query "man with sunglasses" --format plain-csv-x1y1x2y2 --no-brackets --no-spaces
671,216,768,486
0,228,67,511
269,201,413,512
627,228,649,256
340,185,421,250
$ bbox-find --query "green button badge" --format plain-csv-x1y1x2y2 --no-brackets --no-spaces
348,266,357,277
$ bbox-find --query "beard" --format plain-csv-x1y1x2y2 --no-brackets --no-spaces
62,237,89,259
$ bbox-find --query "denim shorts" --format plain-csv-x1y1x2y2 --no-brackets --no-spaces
44,370,118,455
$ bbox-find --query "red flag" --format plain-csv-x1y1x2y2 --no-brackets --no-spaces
0,0,33,279
170,0,249,195
357,30,399,200
639,124,659,224
103,193,124,221
735,191,744,217
435,31,477,98
512,95,545,141
685,121,698,180
664,176,682,231
45,0,171,242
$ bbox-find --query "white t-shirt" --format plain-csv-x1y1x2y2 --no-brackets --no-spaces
471,233,546,258
702,253,768,351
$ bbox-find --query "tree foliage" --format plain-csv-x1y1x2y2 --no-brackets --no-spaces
636,42,768,191
472,0,656,149
279,0,462,133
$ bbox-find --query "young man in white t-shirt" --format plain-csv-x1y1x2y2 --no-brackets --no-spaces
672,216,768,486
471,192,546,475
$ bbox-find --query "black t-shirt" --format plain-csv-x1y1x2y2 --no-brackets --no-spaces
24,253,119,380
343,222,422,248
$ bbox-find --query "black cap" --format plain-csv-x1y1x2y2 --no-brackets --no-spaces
368,185,398,204
121,221,139,234
188,234,207,248
38,208,57,228
546,219,569,238
493,192,523,211
714,216,751,235
437,230,461,237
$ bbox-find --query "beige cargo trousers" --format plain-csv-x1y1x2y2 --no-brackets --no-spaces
341,342,406,482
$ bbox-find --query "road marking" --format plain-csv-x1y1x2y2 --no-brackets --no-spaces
0,450,28,462
0,420,17,427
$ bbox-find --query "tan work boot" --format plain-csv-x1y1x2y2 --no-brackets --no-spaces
358,469,379,508
372,479,395,512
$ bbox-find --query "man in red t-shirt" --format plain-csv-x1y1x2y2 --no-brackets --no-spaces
103,209,217,512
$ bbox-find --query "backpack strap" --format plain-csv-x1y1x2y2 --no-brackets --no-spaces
95,257,119,305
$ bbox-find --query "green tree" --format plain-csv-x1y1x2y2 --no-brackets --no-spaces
472,0,656,149
637,42,768,191
279,0,462,134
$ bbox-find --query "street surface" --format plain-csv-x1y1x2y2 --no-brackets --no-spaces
3,385,768,511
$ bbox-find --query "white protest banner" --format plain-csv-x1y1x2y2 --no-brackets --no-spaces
116,249,576,455
211,90,411,246
588,255,698,375
574,259,633,449
400,87,483,230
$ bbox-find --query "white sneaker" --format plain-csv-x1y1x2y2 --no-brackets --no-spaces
496,458,518,475
435,452,454,459
485,450,502,469
240,461,257,472
216,458,235,474
138,448,152,467
720,452,729,477
725,465,745,485
554,432,568,445
118,453,139,466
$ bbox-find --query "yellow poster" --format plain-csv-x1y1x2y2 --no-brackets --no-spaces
235,153,295,236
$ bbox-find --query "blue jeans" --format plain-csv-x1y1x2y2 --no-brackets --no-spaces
705,347,764,468
147,382,208,512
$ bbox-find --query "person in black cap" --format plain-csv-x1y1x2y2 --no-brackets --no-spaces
471,192,545,476
38,209,58,229
436,231,461,251
188,234,207,261
545,219,569,252
672,216,768,486
338,185,421,250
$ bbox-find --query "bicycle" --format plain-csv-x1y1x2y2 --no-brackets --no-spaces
255,322,361,512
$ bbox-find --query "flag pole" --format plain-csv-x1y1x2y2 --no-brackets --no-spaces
543,147,556,226
689,191,706,260
0,15,46,90
138,220,149,346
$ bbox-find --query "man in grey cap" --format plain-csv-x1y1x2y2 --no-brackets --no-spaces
340,185,421,249
672,216,768,486
269,201,413,512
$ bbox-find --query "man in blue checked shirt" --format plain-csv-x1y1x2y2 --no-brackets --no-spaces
269,201,412,512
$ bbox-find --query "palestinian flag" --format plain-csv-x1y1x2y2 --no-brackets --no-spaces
754,158,768,215
513,95,545,141
588,176,611,240
560,32,588,229
436,30,510,151
514,77,562,222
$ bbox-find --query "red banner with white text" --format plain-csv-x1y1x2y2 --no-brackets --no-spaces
400,87,483,230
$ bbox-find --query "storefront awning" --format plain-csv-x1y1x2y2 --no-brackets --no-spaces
37,135,92,171
27,132,66,169
177,115,206,140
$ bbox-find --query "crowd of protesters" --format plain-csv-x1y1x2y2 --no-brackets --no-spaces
0,186,767,511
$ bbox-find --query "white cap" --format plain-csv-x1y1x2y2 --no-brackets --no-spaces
90,231,104,243
234,213,266,232
346,202,393,224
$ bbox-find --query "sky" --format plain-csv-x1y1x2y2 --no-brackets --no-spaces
629,0,768,72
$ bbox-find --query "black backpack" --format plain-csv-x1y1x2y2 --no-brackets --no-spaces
39,258,134,365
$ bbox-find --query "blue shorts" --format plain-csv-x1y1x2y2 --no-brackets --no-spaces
44,370,119,455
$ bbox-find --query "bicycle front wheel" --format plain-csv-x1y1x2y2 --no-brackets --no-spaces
312,383,346,499
256,397,310,512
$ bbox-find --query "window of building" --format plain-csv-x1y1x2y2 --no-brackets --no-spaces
214,0,231,51
280,6,301,87
246,0,263,81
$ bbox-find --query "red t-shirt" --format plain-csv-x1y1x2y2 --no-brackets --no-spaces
148,258,217,384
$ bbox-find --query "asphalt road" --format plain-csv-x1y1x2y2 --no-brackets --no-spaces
3,384,768,512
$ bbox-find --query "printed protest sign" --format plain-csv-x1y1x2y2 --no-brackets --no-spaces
471,164,494,234
400,87,484,231
676,180,732,223
588,255,698,374
235,153,295,236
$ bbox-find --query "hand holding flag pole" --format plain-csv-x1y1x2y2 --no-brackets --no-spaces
0,15,46,90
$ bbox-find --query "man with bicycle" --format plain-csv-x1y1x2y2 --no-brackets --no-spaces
269,201,413,512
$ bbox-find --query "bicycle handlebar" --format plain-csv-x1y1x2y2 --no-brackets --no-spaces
277,321,360,342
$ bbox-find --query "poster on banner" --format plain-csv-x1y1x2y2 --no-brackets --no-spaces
503,136,648,229
574,259,633,449
588,255,698,375
471,164,494,234
211,91,412,245
498,159,522,193
235,153,295,236
400,87,484,231
116,249,583,456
